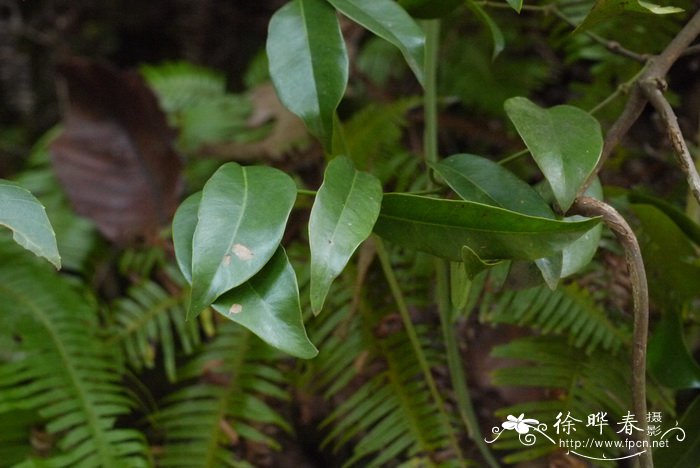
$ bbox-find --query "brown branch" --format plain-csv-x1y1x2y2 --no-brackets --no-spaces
573,197,652,468
641,82,700,204
579,10,700,200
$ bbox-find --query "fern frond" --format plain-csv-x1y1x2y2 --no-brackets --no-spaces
480,281,629,353
108,268,200,383
0,241,149,466
140,61,227,114
154,322,290,467
344,98,417,170
140,61,252,152
301,267,463,467
489,335,630,465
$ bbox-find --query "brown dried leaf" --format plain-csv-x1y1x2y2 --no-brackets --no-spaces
50,57,183,244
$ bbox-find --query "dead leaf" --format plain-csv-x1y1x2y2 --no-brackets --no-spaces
50,57,183,244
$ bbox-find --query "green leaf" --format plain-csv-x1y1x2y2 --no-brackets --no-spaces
577,0,683,32
172,191,201,283
561,178,604,277
373,194,600,261
328,0,425,85
461,245,502,280
188,163,296,318
0,180,60,268
505,0,523,13
653,394,700,467
648,310,700,389
629,190,700,247
505,97,603,212
632,204,700,308
267,0,348,150
434,153,554,218
212,248,318,359
466,0,505,60
397,0,463,18
309,157,382,314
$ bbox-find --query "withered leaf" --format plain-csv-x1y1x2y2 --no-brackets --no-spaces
50,57,183,244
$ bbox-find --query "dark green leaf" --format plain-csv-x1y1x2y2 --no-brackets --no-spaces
188,163,296,318
505,97,603,212
648,310,700,389
629,191,700,247
461,245,502,280
653,394,700,467
466,0,505,60
212,248,318,359
632,204,700,308
373,194,600,261
397,0,463,18
267,0,348,149
577,0,683,32
309,157,382,314
434,153,553,218
328,0,425,85
0,180,60,268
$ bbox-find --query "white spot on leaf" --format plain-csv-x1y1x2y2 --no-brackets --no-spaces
223,254,232,266
232,243,254,261
228,304,243,316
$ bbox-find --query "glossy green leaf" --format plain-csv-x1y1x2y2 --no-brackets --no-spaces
577,0,683,32
188,163,297,318
212,248,318,359
373,194,600,261
505,97,603,212
632,204,700,308
267,0,348,149
172,191,201,283
561,178,604,277
434,153,554,218
466,0,505,60
0,180,60,268
653,394,700,467
648,310,700,389
309,157,382,314
328,0,425,85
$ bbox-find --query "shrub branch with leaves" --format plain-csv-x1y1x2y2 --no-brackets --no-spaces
1,0,700,466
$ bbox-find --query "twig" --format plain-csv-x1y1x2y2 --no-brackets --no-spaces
580,10,700,199
641,83,700,204
572,197,651,468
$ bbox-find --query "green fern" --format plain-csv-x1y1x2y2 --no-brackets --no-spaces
154,322,291,467
0,240,149,467
489,335,630,465
107,266,201,383
481,282,629,353
299,263,464,467
140,61,252,152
